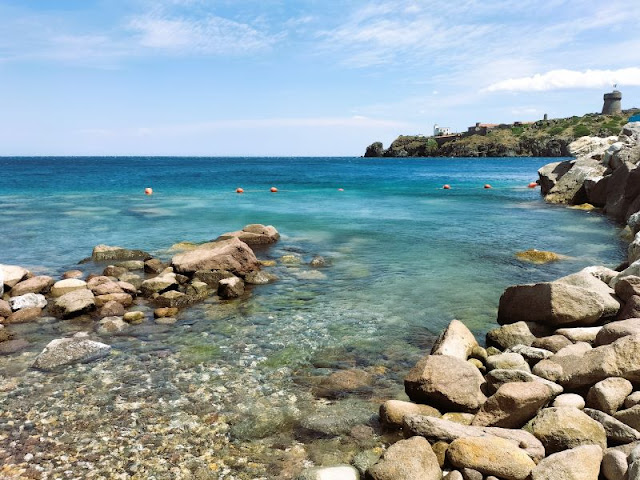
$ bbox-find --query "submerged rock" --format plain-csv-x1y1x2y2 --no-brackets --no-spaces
515,249,564,264
33,336,111,371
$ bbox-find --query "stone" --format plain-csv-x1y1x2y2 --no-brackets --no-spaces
379,400,441,428
611,260,640,289
9,276,53,296
508,344,554,364
595,318,640,345
154,290,191,308
62,270,83,279
583,265,619,284
50,289,95,318
602,448,628,480
91,280,123,296
529,444,602,480
119,273,142,289
442,413,475,425
97,316,128,335
538,161,572,195
403,415,545,463
555,326,602,343
9,293,47,310
367,436,441,480
155,317,176,325
217,224,280,246
218,276,245,299
1,265,29,288
185,280,208,296
614,405,640,430
171,237,261,276
615,276,640,301
431,319,479,360
515,249,564,264
0,338,29,355
244,270,277,285
486,321,535,349
469,345,487,362
531,335,572,353
604,161,634,221
154,307,179,318
404,354,487,412
144,258,167,274
618,296,640,321
140,274,178,297
544,157,606,205
6,307,42,324
33,336,111,371
0,300,11,318
447,436,535,480
431,441,448,468
553,342,592,357
460,469,482,480
116,281,137,295
94,293,133,308
310,256,327,267
123,311,146,324
92,244,151,262
532,334,640,389
627,392,640,409
114,260,144,270
526,407,607,454
98,300,125,318
312,369,373,399
102,265,128,278
296,465,359,480
553,394,585,409
484,369,564,396
193,269,235,289
443,472,462,480
485,352,530,373
583,408,640,444
586,377,633,415
50,279,87,297
472,381,554,428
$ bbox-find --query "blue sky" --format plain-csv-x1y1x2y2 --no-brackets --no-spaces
0,0,639,156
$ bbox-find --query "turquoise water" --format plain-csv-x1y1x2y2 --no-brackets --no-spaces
0,157,627,477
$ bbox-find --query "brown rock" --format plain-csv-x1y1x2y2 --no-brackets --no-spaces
193,269,235,289
91,281,124,296
50,289,95,318
0,338,29,355
62,270,83,279
618,295,640,320
486,321,535,350
9,276,54,296
431,319,479,360
0,300,11,318
154,307,179,318
217,224,280,246
614,276,640,301
102,265,128,278
123,311,146,324
379,400,441,428
6,307,42,324
313,369,373,399
116,281,137,295
595,318,640,346
367,436,441,480
144,258,167,274
98,301,125,318
171,237,260,276
218,276,245,299
94,293,133,307
529,444,603,480
531,335,573,353
586,377,634,415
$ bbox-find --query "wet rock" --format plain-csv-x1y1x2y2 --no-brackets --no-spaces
123,311,146,324
172,237,261,276
586,377,633,415
472,381,555,428
50,279,87,297
218,276,245,299
515,249,563,264
140,273,178,297
9,276,54,296
9,293,47,311
98,300,125,318
0,300,11,318
538,161,572,195
185,280,208,296
116,281,137,295
312,369,373,399
553,394,585,409
526,407,607,454
486,321,535,350
144,258,167,274
611,260,640,289
544,157,606,205
299,403,374,437
50,289,95,318
114,260,144,270
154,290,191,308
431,319,479,360
529,444,602,480
379,400,441,428
155,317,177,325
310,256,328,268
33,336,111,371
296,465,359,480
6,307,42,324
583,408,640,444
244,270,278,285
1,265,29,288
485,352,530,373
447,436,535,480
102,265,128,278
217,224,280,246
91,279,124,296
484,369,564,396
0,338,29,355
404,354,487,412
97,316,128,335
119,273,142,289
95,293,133,307
595,318,640,346
193,269,235,289
367,436,441,480
61,269,83,279
154,307,178,318
92,244,151,262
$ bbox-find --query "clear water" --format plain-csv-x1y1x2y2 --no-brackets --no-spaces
0,157,626,478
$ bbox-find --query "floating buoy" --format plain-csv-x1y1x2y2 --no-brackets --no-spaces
484,184,492,189
236,188,244,194
443,184,451,190
528,182,538,188
338,188,344,191
144,187,153,195
270,187,278,193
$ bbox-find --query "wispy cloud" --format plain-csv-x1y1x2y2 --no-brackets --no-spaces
484,68,640,92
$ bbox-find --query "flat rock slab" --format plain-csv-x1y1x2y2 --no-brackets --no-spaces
9,276,54,296
583,408,640,444
92,244,151,262
217,224,280,245
171,237,261,276
32,337,111,371
50,279,88,297
51,289,95,318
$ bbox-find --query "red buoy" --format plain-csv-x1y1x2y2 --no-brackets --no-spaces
270,187,278,193
528,182,538,188
236,188,244,194
443,184,451,190
144,187,153,195
484,184,492,189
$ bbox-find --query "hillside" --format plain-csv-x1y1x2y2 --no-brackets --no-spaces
364,110,639,158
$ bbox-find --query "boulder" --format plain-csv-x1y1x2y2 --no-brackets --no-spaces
446,436,535,480
614,405,640,431
529,444,602,480
431,319,479,360
595,318,640,345
123,311,146,324
0,338,29,355
508,345,554,364
484,369,564,396
144,258,167,274
604,161,634,221
32,336,111,371
553,394,585,409
140,273,178,297
556,269,620,316
154,307,179,318
367,436,441,480
555,326,602,343
544,158,606,205
9,276,53,296
9,293,47,310
584,175,609,206
193,269,235,289
119,273,142,289
154,290,191,308
51,289,95,318
91,280,124,296
0,300,11,318
515,249,564,264
97,316,128,335
404,355,487,412
531,335,572,353
618,296,640,321
6,307,42,324
486,322,535,350
61,270,83,279
1,265,29,288
114,260,144,270
98,300,125,318
553,341,592,357
217,224,280,246
312,369,373,399
586,377,633,415
615,276,640,301
568,135,618,158
485,352,530,373
92,244,151,262
526,407,607,454
244,270,277,285
538,161,573,195
50,279,87,297
403,415,545,462
602,448,629,480
583,408,640,444
472,381,554,428
171,237,261,277
626,392,640,409
611,260,640,289
218,276,245,299
102,265,128,278
94,293,133,307
379,400,440,428
185,280,208,296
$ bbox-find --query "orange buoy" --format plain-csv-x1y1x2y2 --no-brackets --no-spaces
236,187,244,194
528,182,538,188
338,188,344,191
443,184,451,190
484,184,492,189
270,187,278,193
144,187,153,195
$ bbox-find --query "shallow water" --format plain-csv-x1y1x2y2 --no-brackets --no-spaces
0,157,627,478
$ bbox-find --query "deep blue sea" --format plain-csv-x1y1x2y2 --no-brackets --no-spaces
0,156,628,476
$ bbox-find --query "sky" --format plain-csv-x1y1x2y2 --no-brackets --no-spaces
0,0,639,156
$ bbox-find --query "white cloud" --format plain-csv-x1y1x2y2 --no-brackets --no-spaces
484,68,640,92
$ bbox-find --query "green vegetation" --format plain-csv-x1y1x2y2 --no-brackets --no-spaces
573,124,591,137
181,343,223,365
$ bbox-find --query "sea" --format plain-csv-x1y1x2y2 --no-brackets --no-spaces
0,156,627,478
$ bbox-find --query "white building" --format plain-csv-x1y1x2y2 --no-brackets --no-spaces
433,124,452,136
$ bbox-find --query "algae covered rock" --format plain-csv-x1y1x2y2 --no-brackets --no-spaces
515,249,564,264
92,244,151,262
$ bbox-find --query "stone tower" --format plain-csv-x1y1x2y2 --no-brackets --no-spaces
602,90,622,115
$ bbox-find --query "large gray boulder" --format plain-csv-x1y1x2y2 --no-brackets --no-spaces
404,355,487,412
216,224,280,246
543,157,606,205
51,289,96,318
586,377,633,415
431,319,478,360
367,436,441,480
595,318,640,346
614,405,640,431
33,335,111,371
526,407,607,454
171,237,261,277
538,161,573,195
529,444,602,480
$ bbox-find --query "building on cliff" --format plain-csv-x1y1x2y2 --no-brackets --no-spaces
433,124,452,136
602,90,622,115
